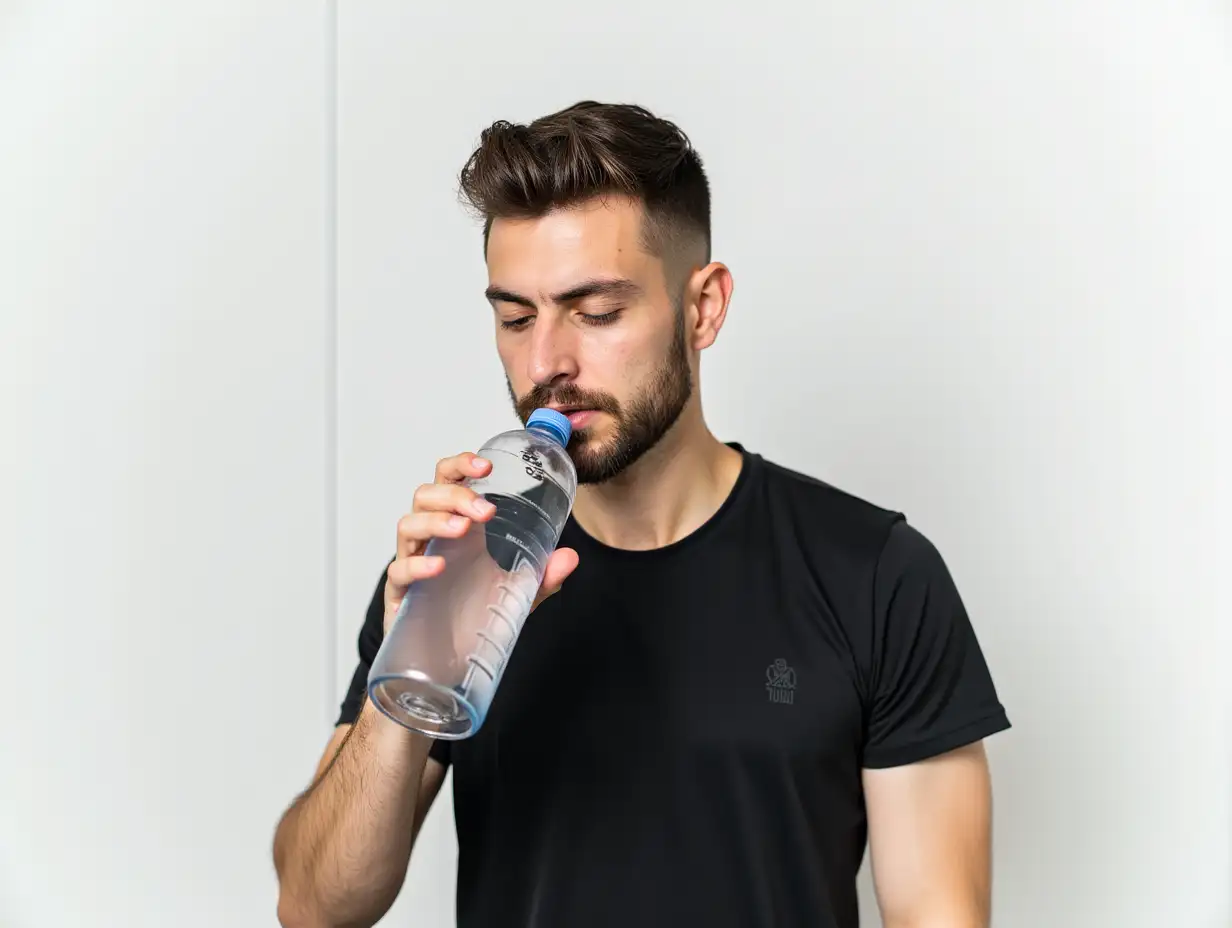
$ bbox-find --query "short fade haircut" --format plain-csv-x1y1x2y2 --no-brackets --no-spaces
458,100,711,276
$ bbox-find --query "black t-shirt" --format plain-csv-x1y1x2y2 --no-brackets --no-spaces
338,445,1010,927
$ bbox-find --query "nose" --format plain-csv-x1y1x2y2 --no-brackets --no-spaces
526,313,579,387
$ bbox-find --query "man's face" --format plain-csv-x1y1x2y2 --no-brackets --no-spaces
485,196,693,484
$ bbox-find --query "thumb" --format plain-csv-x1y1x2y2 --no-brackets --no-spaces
533,547,579,609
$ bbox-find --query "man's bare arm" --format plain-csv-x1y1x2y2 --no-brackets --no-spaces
863,741,994,928
272,702,446,928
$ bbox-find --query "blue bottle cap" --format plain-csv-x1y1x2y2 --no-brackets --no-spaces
526,407,572,447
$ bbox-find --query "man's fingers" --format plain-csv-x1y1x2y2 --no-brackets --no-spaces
386,554,446,594
396,510,474,557
434,452,491,484
383,555,447,633
382,451,494,634
411,482,497,519
534,547,579,609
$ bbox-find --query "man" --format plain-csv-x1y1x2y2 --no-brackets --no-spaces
273,100,1011,928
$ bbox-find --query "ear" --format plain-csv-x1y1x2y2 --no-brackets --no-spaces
687,261,734,351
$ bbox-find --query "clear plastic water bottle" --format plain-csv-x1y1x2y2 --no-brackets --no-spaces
367,408,577,739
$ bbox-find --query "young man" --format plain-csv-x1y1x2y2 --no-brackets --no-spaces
273,101,1011,928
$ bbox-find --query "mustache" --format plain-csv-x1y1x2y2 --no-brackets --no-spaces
516,382,622,421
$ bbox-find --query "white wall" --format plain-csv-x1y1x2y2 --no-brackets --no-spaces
335,3,1230,928
1,4,330,926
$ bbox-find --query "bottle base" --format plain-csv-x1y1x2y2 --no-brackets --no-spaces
368,671,479,739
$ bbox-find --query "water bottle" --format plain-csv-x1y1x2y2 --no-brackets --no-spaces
367,408,577,739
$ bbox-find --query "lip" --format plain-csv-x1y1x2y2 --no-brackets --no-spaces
553,408,600,429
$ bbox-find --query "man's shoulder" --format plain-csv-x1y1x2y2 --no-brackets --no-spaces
757,454,901,525
753,453,905,563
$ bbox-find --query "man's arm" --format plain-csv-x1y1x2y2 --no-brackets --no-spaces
271,452,578,927
863,741,994,928
272,701,447,928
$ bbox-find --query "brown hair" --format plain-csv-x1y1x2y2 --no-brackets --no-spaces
458,101,711,268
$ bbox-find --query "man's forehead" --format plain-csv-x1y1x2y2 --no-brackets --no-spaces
485,197,652,286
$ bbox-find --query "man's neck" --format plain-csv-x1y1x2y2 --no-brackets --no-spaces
570,411,744,552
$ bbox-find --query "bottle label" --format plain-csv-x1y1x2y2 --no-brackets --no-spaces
504,532,536,558
521,449,545,481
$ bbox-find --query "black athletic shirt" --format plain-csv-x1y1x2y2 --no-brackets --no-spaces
338,445,1011,927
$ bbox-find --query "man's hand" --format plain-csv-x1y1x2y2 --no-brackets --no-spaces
384,451,578,635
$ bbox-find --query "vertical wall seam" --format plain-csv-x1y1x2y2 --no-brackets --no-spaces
324,0,338,729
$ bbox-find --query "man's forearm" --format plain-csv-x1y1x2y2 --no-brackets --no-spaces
273,701,432,928
882,903,988,928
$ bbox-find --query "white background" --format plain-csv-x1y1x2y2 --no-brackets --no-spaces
2,3,1229,927
1,4,333,927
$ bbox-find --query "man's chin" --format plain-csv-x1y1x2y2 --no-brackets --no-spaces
566,425,608,453
567,442,622,485
566,439,604,470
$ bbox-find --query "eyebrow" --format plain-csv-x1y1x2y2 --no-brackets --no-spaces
484,277,643,309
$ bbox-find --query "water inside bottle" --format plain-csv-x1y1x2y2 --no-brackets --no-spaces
452,488,569,694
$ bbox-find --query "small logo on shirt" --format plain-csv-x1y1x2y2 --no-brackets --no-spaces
766,658,796,705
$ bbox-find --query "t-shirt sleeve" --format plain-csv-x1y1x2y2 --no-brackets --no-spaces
336,561,453,770
862,519,1010,769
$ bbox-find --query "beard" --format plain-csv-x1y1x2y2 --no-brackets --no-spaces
508,313,693,485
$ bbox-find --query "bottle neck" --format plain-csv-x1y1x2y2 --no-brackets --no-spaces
527,423,567,448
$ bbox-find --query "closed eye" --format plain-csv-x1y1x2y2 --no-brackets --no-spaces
583,310,623,327
499,309,623,331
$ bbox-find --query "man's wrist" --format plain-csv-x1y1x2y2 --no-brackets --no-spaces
357,697,434,761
